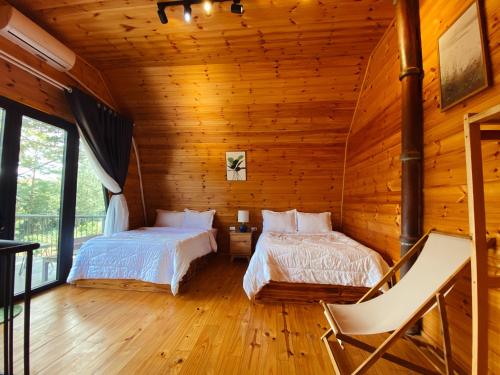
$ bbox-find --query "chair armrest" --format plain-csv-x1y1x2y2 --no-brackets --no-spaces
357,229,434,303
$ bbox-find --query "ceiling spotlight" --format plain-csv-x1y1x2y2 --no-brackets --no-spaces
184,3,192,22
157,4,168,24
231,0,244,14
156,1,243,25
203,0,212,15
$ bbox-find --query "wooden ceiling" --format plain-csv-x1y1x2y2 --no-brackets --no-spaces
11,0,394,69
7,0,396,133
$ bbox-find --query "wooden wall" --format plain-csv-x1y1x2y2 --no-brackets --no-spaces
68,1,395,253
341,21,401,261
342,0,500,372
109,59,356,252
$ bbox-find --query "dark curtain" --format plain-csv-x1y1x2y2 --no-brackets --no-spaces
65,87,133,191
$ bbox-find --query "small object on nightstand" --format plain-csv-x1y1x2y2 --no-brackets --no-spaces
229,230,253,262
237,210,249,232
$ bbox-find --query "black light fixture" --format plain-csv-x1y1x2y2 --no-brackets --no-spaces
203,0,213,14
183,2,192,22
156,0,244,25
157,3,168,24
231,0,243,14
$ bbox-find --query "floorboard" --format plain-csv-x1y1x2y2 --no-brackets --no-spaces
3,256,434,374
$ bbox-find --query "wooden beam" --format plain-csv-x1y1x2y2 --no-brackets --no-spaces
468,104,500,124
463,114,489,375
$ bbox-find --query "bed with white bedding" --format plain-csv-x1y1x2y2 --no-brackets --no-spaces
67,227,217,295
243,231,389,303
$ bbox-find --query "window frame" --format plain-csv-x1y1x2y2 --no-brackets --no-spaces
0,95,79,299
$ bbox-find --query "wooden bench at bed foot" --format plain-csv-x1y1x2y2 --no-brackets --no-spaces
254,281,377,305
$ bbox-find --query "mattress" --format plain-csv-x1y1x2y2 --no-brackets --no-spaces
67,227,217,295
243,231,389,299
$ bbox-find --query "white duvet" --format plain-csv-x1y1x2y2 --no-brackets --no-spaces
67,227,217,295
243,231,389,299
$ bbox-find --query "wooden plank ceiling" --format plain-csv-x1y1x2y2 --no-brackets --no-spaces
9,0,394,248
12,0,393,67
9,0,395,126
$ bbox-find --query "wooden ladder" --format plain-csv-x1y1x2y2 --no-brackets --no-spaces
464,105,500,375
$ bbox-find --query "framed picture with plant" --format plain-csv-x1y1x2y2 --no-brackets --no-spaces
438,1,490,111
226,151,246,181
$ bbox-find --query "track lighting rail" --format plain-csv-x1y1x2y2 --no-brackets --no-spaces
157,0,243,24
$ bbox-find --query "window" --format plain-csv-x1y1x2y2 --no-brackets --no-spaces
73,143,107,254
14,116,67,292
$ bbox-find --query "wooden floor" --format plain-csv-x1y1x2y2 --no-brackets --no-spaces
5,257,435,374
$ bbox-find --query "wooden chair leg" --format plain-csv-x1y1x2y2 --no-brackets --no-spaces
321,330,350,375
437,293,453,375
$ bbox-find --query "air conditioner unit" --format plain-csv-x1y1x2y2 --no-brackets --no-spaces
0,5,76,71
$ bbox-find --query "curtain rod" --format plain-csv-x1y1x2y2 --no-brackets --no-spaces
0,49,71,92
0,48,119,112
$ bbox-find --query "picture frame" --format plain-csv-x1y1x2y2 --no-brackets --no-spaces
437,1,489,111
226,151,246,181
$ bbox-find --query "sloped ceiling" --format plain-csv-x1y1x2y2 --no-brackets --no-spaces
10,0,394,116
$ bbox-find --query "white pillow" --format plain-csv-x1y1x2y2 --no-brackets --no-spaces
262,209,297,233
297,211,332,233
183,209,216,230
154,209,184,228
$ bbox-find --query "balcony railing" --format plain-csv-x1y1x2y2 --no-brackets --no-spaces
15,214,106,255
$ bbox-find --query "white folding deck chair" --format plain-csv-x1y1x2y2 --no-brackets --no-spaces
320,230,471,375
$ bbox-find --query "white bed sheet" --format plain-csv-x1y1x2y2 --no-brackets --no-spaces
243,231,389,299
67,227,217,295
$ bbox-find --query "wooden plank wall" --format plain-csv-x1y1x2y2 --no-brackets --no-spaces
111,58,357,252
342,0,500,372
341,21,401,261
0,35,143,230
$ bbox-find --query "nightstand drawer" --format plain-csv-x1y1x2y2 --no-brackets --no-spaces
231,241,251,253
231,236,251,244
230,232,250,239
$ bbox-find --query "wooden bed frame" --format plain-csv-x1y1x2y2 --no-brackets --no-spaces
253,281,378,305
73,252,213,294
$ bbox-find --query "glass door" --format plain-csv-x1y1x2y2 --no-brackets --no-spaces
0,96,78,298
14,116,67,293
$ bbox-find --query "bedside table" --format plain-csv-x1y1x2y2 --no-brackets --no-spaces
229,231,253,261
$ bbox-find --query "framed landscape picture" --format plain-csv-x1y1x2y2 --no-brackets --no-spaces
226,151,246,181
438,1,489,111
